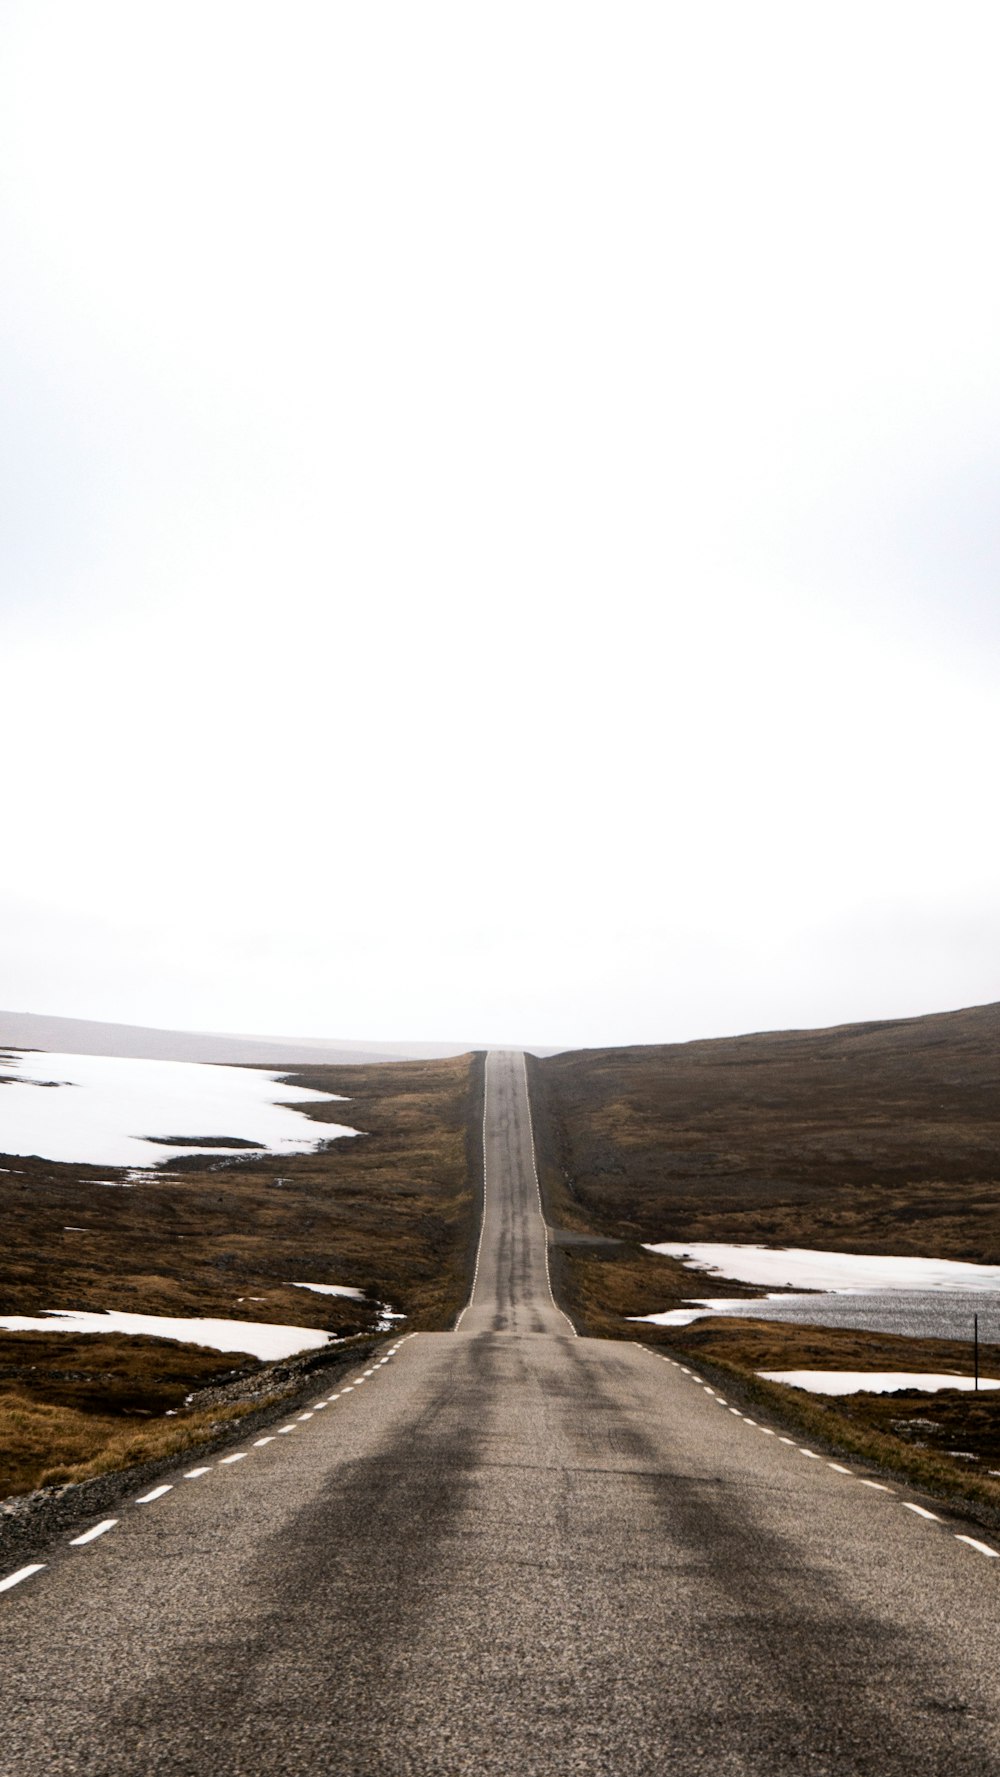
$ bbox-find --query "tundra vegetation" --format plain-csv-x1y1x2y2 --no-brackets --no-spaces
531,1004,1000,1522
0,1052,481,1499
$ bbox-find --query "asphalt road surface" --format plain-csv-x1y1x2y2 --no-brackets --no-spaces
3,1050,1000,1775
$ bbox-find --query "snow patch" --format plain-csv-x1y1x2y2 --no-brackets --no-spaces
0,1050,358,1170
759,1370,1000,1396
0,1308,329,1362
644,1243,1000,1294
289,1282,366,1301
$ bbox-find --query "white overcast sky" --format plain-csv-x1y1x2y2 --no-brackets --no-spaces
2,1,999,1050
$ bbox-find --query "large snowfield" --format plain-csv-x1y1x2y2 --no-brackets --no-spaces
631,1243,1000,1341
0,1049,358,1168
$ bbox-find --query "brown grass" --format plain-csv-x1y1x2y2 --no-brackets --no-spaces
0,1388,266,1497
532,1002,1000,1258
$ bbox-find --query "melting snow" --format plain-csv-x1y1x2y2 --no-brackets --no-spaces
289,1282,366,1301
759,1370,1000,1395
0,1308,329,1362
0,1050,358,1169
643,1243,1000,1293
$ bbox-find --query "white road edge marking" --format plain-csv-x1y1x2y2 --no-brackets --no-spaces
859,1480,892,1491
799,1449,820,1459
828,1463,852,1474
297,1412,314,1419
219,1453,248,1465
69,1520,118,1546
0,1563,45,1593
520,1052,577,1337
185,1466,212,1477
252,1438,275,1447
903,1503,942,1521
135,1484,172,1503
453,1051,491,1331
956,1535,1000,1558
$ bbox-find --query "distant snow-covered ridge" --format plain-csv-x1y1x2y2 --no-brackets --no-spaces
0,1050,359,1169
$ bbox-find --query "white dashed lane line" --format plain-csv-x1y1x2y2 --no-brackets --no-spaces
0,1342,416,1602
956,1535,1000,1558
0,1564,45,1594
644,1346,1000,1560
69,1520,118,1547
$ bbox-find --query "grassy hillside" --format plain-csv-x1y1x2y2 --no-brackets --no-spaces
0,1052,482,1498
533,1001,1000,1260
531,1007,1000,1521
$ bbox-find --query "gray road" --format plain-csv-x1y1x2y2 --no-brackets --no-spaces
3,1050,1000,1774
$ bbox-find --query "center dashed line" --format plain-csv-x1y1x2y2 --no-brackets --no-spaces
903,1503,941,1522
135,1484,172,1504
184,1466,212,1478
219,1453,247,1465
